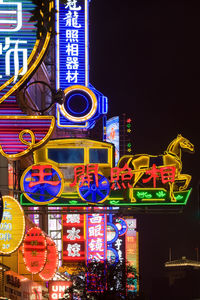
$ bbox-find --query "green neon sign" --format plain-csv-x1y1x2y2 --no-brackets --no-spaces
20,188,192,207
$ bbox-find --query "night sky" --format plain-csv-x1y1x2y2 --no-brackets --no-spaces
89,0,200,296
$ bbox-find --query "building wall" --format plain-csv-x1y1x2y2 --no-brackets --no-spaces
0,154,8,195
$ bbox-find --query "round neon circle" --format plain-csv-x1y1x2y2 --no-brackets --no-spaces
20,163,64,205
60,85,97,122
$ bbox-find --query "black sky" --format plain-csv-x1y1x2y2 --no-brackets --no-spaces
89,0,200,296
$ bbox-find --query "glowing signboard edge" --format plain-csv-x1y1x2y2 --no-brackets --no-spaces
0,115,55,160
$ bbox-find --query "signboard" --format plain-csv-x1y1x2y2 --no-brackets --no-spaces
62,212,85,267
20,163,64,205
0,195,25,254
0,0,55,161
86,213,107,262
125,218,138,294
22,227,47,274
0,192,3,223
107,215,126,264
49,281,71,300
106,116,120,165
55,0,108,129
39,236,59,281
4,271,22,300
0,0,53,103
20,135,193,207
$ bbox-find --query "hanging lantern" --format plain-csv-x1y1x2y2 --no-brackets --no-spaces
22,227,47,274
39,237,58,281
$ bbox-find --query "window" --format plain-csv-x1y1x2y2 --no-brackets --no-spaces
48,148,84,163
89,148,108,164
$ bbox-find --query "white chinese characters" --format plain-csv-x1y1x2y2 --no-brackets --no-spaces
0,0,22,32
0,1,28,82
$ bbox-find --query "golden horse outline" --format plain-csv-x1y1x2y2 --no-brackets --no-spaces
118,134,194,202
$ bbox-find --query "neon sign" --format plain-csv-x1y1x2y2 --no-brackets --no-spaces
20,135,193,206
86,213,107,262
0,194,3,223
62,212,85,265
106,116,120,166
20,163,64,205
39,237,59,281
0,116,55,160
0,1,55,161
49,281,71,300
0,195,25,254
22,227,47,274
56,0,108,129
0,0,54,103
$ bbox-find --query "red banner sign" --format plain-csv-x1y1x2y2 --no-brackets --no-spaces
63,213,85,263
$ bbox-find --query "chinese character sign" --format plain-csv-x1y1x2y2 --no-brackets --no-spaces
0,196,25,254
21,163,64,205
57,0,87,89
62,213,85,263
86,214,106,262
0,0,37,90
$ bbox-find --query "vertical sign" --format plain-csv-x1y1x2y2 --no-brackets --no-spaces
86,214,107,262
56,0,88,90
106,116,120,166
125,218,138,294
63,213,85,264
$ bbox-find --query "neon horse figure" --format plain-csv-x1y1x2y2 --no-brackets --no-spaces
118,135,194,201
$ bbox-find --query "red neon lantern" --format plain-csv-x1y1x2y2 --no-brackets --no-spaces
22,227,47,274
39,237,58,281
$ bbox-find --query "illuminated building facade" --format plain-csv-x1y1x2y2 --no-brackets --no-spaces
0,0,193,298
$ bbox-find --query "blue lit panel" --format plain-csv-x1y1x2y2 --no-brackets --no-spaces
0,1,37,89
56,0,88,89
106,117,120,166
55,1,108,129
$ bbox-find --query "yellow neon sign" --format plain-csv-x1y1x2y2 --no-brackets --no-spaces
118,134,194,202
0,196,25,254
0,115,55,160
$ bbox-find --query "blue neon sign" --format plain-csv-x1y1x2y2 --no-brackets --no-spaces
56,0,108,129
0,0,37,95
